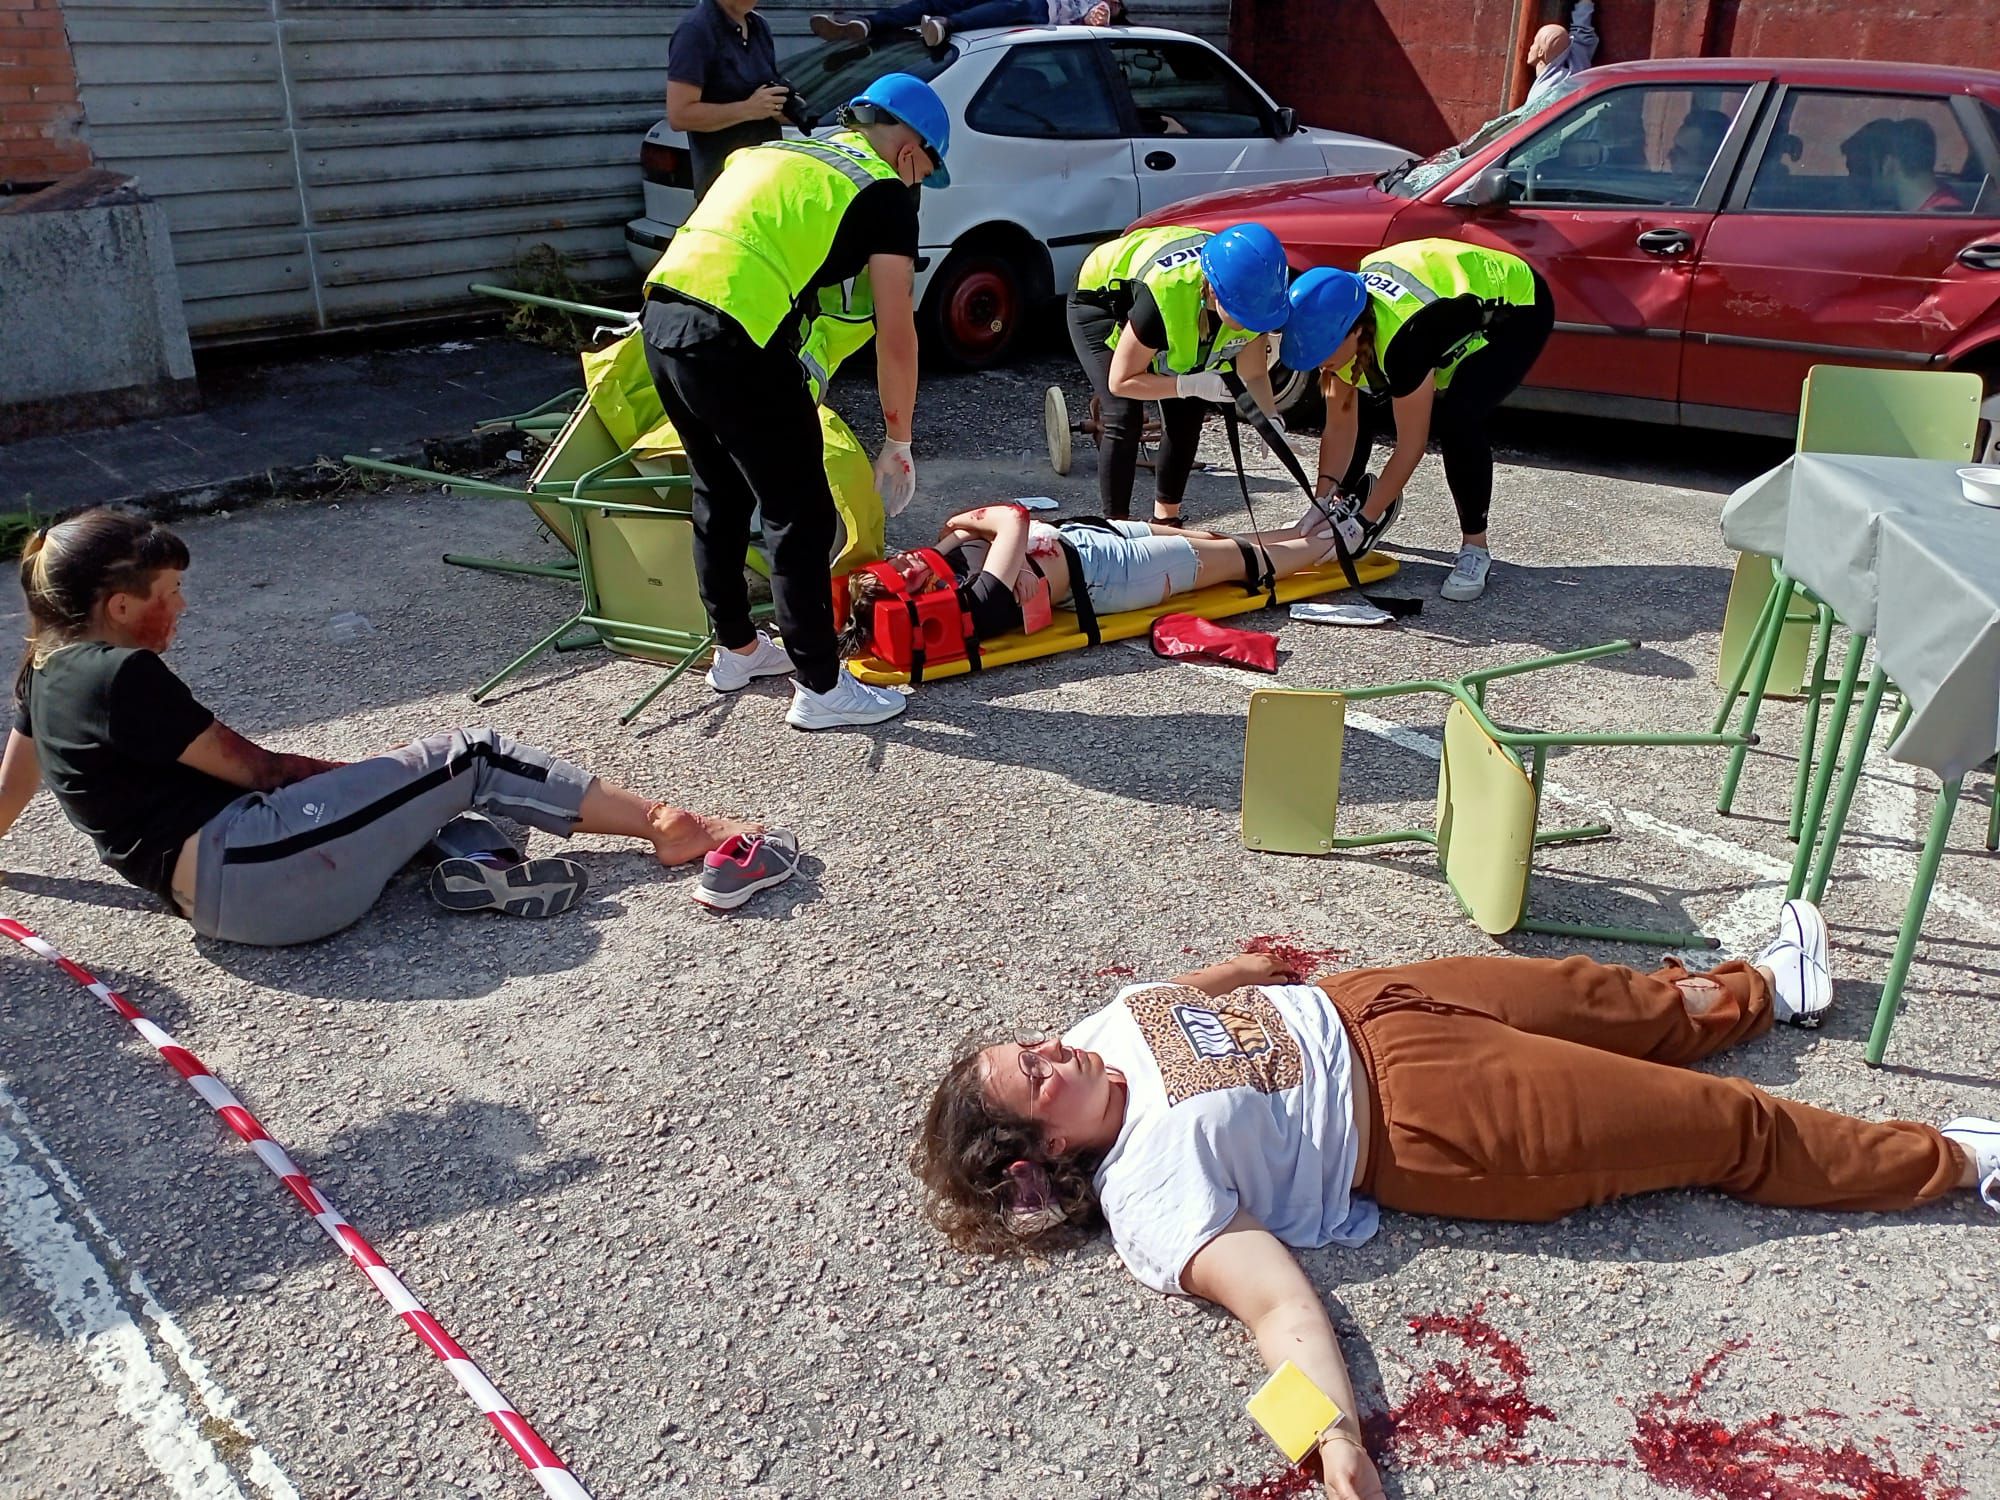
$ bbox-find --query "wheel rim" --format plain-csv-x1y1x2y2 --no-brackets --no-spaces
946,265,1018,361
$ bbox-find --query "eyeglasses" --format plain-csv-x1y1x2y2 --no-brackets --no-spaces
1016,1039,1066,1088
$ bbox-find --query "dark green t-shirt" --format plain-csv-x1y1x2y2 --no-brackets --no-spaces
12,643,243,903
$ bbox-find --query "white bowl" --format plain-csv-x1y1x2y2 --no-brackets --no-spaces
1960,466,2000,508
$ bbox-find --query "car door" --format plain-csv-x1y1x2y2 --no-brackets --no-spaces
1391,80,1765,416
1681,87,2000,432
956,38,1138,295
1102,36,1321,215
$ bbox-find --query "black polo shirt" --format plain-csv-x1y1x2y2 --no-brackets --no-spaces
667,0,785,198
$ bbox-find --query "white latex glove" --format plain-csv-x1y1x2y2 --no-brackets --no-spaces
1174,371,1232,403
874,438,916,516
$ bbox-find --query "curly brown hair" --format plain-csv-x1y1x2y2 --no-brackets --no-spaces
910,1044,1104,1257
1317,301,1378,400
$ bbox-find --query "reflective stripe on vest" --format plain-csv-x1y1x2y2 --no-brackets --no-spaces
1339,239,1536,393
644,131,898,359
1078,226,1253,377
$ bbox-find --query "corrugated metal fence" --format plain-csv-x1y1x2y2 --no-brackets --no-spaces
65,0,1229,340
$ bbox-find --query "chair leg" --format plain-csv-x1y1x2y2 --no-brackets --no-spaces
1786,633,1866,899
1804,665,1888,904
470,610,589,703
442,553,582,582
1786,604,1836,843
1711,572,1785,733
1988,777,1999,853
618,633,716,726
1533,822,1613,844
1716,572,1796,814
1514,914,1718,948
1864,776,1963,1067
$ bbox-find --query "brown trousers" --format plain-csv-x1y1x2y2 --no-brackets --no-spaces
1319,956,1961,1221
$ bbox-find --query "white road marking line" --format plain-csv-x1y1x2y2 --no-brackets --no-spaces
0,1080,300,1500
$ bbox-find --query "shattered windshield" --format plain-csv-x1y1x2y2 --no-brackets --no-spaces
1379,79,1583,198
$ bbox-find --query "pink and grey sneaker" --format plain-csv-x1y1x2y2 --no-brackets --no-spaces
692,829,800,912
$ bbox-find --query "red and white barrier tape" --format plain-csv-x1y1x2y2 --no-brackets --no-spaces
0,916,593,1500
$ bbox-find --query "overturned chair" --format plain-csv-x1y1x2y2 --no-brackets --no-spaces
1241,642,1755,947
346,286,884,723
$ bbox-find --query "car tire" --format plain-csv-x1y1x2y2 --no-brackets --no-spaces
922,247,1026,371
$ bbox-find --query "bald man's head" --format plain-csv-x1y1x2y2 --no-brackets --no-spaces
1528,23,1569,71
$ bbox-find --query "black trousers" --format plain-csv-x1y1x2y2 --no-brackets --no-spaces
643,326,841,693
1065,296,1207,520
1344,271,1555,537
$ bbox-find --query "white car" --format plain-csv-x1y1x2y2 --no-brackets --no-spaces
624,24,1412,368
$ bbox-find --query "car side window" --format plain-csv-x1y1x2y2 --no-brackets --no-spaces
1745,91,1985,214
1106,40,1269,140
1497,85,1748,207
965,42,1122,140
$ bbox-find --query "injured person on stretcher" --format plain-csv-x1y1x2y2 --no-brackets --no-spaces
911,901,2000,1500
836,501,1347,657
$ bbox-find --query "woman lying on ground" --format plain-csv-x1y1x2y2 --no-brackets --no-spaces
837,501,1344,654
0,509,788,946
912,900,2000,1500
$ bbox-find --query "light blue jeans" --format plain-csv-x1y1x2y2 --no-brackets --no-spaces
1060,520,1200,615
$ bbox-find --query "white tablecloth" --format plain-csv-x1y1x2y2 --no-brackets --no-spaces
1720,452,2000,782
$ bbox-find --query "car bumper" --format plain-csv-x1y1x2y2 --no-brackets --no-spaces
626,216,674,274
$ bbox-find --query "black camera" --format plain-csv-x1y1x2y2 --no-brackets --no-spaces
780,86,814,132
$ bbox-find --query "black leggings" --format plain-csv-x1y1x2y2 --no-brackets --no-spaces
1066,296,1207,520
1344,272,1555,537
642,317,842,693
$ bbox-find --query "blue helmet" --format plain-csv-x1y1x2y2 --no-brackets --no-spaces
847,73,952,188
1282,267,1369,371
1196,223,1291,333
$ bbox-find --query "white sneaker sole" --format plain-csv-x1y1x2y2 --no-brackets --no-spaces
428,857,587,918
1439,566,1489,601
1940,1118,2000,1211
692,866,797,911
785,693,907,730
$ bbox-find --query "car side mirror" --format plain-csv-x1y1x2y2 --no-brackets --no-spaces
1271,105,1298,139
1443,165,1513,210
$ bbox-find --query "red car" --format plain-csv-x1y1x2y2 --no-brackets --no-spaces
1142,58,2000,439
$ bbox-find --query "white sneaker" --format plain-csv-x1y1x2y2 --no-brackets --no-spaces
1939,1118,2000,1212
1439,544,1491,601
1755,897,1833,1027
786,668,907,730
705,631,793,693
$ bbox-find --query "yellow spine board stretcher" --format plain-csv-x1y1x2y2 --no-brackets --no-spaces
846,551,1401,687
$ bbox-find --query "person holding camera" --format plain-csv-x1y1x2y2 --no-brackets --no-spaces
666,0,792,201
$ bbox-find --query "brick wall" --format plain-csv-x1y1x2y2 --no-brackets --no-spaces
1234,0,1996,158
0,0,89,186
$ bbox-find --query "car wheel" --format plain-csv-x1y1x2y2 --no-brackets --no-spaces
923,248,1026,370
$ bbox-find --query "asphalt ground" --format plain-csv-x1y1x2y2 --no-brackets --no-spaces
2,348,1996,1500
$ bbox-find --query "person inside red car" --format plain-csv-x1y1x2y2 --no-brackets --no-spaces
1843,117,1967,213
1279,240,1554,604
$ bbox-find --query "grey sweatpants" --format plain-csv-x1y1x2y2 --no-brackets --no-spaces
190,728,593,947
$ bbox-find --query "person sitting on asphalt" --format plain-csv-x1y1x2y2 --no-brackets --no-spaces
910,900,2000,1500
836,500,1351,656
810,0,1120,50
0,509,792,945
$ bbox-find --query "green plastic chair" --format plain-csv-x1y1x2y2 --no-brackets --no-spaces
1243,641,1754,945
1714,364,1983,824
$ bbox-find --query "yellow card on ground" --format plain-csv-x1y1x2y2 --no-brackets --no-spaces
1246,1361,1344,1464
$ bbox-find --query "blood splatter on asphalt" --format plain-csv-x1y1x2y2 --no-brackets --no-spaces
1094,964,1136,978
1241,933,1350,982
1365,1306,1556,1466
1630,1343,1968,1500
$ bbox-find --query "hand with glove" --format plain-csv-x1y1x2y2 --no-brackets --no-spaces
873,438,916,517
1173,371,1233,404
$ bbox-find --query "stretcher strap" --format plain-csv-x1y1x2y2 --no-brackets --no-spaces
1219,372,1422,619
1055,536,1101,646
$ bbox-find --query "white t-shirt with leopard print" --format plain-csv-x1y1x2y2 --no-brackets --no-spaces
1063,982,1378,1295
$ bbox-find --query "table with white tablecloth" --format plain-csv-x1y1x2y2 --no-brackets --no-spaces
1719,452,1999,1062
